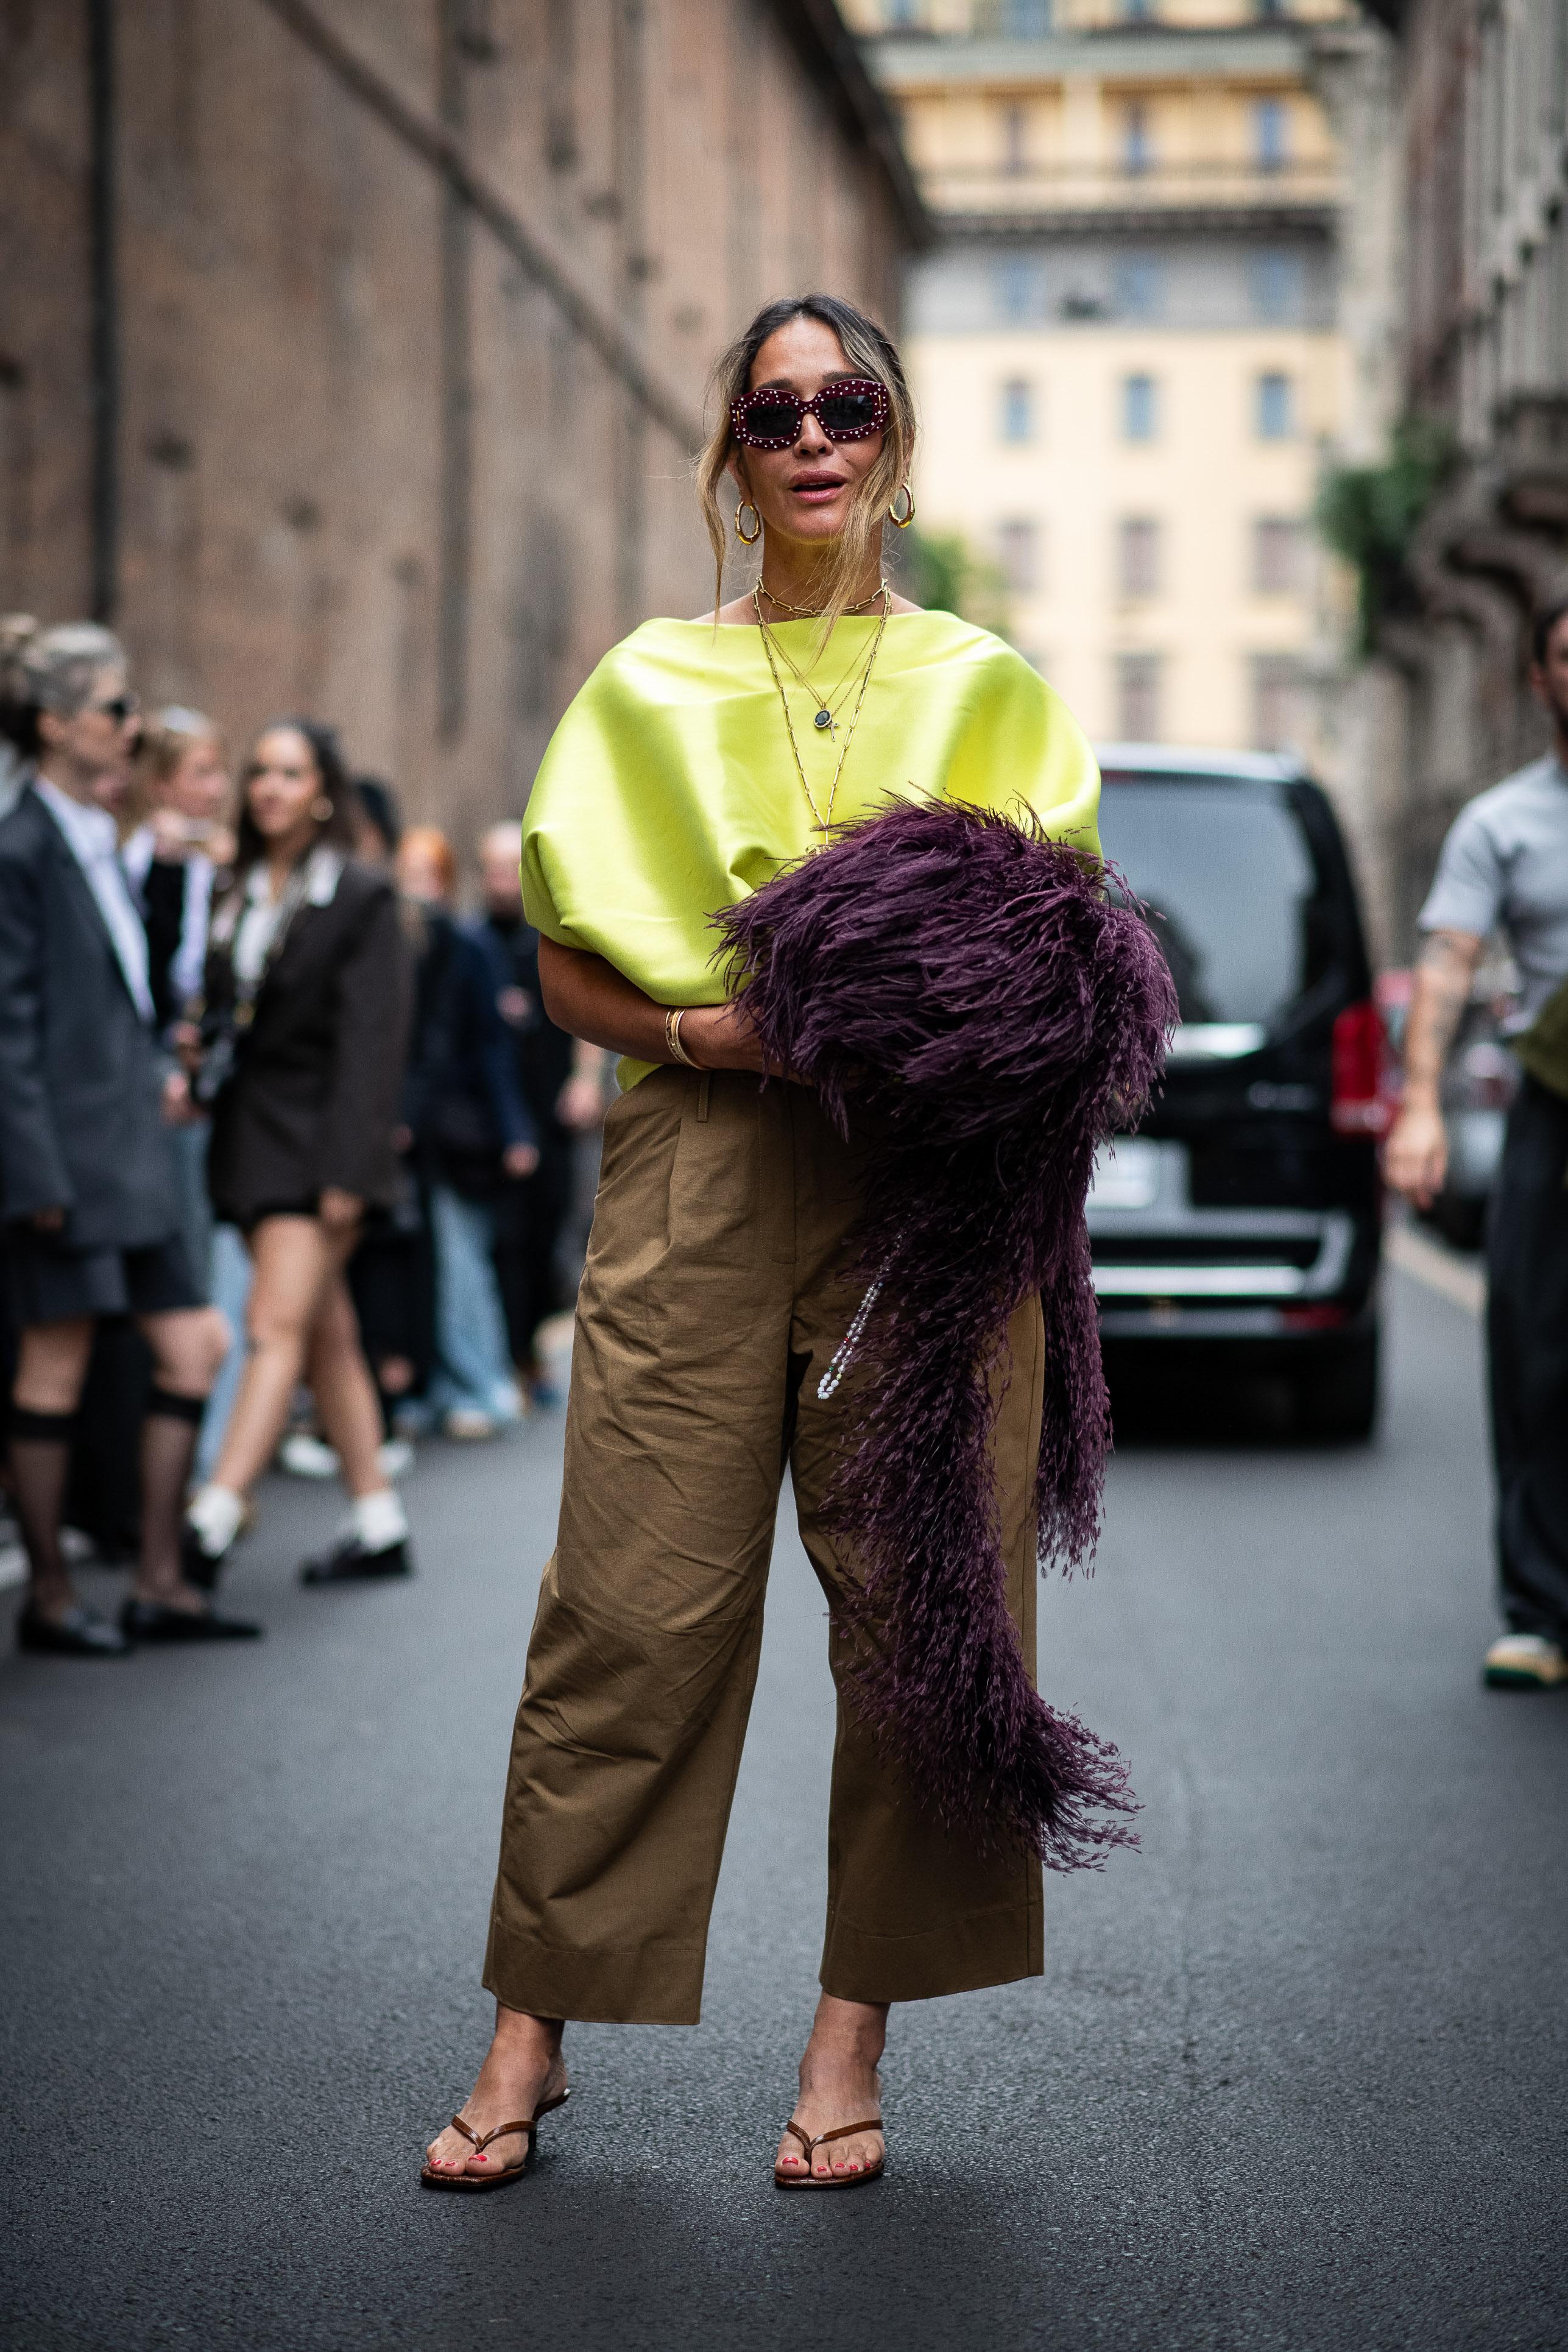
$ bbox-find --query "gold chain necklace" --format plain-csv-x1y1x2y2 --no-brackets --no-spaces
756,608,880,740
758,578,891,621
754,583,890,845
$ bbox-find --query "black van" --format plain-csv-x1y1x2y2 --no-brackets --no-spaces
1091,746,1386,1439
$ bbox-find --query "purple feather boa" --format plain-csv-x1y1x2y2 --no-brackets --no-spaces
714,798,1176,1869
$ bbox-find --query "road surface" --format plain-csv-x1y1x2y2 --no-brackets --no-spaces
3,1263,1564,2351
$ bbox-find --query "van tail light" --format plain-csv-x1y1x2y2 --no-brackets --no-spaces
1330,1000,1391,1135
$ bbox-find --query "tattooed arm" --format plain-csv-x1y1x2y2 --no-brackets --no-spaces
1383,927,1484,1207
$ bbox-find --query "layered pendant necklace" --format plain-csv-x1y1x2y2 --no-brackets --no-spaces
757,579,891,737
752,582,891,846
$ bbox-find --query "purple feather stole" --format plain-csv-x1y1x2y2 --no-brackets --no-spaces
714,797,1176,1868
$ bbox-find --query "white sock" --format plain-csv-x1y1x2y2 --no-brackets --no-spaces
348,1488,408,1552
186,1483,245,1558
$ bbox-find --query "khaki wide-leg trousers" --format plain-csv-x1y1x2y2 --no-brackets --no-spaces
483,1068,1045,2024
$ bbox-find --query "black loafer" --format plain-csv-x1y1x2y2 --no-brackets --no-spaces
15,1602,132,1658
300,1535,413,1586
121,1597,264,1642
179,1522,228,1594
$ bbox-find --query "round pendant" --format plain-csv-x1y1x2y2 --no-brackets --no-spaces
813,707,833,731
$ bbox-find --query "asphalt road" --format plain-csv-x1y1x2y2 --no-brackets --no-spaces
3,1264,1566,2352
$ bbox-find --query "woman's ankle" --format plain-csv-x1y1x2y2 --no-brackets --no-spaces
490,2004,565,2065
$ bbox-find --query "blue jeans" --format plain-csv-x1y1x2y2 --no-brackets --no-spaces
426,1185,520,1422
196,1221,253,1479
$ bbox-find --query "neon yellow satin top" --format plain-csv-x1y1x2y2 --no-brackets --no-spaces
521,610,1102,1087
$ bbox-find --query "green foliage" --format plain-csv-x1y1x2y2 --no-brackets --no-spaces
894,527,1012,639
1316,418,1455,656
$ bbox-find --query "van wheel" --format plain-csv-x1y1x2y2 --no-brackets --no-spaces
1296,1329,1379,1442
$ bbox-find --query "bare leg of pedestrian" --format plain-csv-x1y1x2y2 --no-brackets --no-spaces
202,1216,337,1501
304,1273,387,1498
185,1212,409,1586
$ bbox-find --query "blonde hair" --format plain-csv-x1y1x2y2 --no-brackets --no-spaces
139,704,224,787
696,294,916,637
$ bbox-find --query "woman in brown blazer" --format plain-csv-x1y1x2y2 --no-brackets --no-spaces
182,719,414,1588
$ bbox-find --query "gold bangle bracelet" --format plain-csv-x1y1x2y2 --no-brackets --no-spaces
665,1006,700,1068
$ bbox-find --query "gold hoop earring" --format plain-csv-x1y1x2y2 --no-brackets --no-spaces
735,501,762,546
889,484,916,529
310,796,333,822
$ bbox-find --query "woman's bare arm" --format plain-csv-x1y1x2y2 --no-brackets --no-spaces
537,937,771,1073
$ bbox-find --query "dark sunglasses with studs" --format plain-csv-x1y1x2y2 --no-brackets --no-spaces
730,376,889,452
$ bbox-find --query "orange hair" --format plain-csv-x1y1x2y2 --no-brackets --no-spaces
398,824,457,898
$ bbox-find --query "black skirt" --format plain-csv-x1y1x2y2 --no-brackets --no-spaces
3,1227,200,1325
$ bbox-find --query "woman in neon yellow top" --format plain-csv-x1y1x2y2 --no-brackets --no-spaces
424,295,1101,2198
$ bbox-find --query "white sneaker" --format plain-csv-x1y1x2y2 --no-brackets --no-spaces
1483,1633,1568,1688
376,1438,415,1480
442,1408,498,1442
278,1433,340,1480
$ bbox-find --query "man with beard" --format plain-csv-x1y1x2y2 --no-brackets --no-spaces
471,822,605,1406
1387,591,1568,1687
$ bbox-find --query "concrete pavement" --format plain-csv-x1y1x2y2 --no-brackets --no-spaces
2,1267,1565,2352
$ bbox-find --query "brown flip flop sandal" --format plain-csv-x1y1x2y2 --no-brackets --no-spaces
420,2087,571,2191
774,2116,885,2191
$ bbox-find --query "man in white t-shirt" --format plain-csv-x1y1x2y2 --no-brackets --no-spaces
1386,591,1568,1687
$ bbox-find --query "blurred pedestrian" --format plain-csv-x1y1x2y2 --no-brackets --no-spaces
423,295,1107,2195
1387,588,1568,1690
352,774,401,871
124,707,236,1026
123,705,236,1287
398,824,537,1439
473,821,606,1407
0,620,247,1655
182,719,414,1587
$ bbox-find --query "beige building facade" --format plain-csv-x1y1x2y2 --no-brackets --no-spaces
850,0,1357,760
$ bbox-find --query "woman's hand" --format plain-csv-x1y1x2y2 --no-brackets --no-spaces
318,1186,364,1233
679,1001,778,1075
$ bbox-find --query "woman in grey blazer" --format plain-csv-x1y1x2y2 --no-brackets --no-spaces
182,719,414,1590
0,620,246,1656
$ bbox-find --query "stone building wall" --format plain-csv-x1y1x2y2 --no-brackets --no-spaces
0,0,920,849
1354,0,1568,950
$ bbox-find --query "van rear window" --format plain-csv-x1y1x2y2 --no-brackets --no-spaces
1098,776,1324,1026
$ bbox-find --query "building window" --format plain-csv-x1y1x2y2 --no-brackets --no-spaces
1114,253,1165,319
1122,102,1151,176
1253,516,1305,593
1117,652,1162,740
998,377,1036,443
1123,0,1157,20
994,255,1045,323
998,0,1053,30
1255,372,1293,439
997,517,1040,594
1118,517,1162,599
1001,102,1029,175
1252,97,1288,174
1249,249,1304,323
1122,373,1159,441
1252,654,1306,750
883,0,923,23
